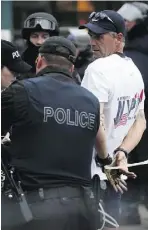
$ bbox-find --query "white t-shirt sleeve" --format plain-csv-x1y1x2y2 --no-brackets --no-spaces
81,64,110,103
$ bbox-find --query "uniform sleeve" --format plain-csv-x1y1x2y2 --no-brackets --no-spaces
81,64,110,103
1,82,28,136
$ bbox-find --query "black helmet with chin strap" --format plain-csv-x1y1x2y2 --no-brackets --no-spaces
22,12,59,40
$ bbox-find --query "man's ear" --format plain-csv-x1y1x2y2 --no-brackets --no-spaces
115,33,123,47
117,33,124,42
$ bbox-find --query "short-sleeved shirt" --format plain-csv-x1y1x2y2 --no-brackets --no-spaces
81,53,145,179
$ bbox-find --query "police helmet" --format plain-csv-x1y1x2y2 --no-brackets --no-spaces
22,12,59,40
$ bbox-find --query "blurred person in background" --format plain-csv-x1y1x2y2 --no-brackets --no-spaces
118,2,148,225
21,12,59,76
67,33,93,83
118,2,148,93
75,42,93,81
68,34,93,81
66,34,81,84
1,39,31,91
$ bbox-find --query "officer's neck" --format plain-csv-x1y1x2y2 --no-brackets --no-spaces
36,65,73,80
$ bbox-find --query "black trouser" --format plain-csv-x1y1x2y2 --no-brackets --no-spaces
121,129,148,220
2,186,98,230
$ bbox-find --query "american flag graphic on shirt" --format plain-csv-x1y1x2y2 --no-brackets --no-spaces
114,89,144,129
114,113,128,128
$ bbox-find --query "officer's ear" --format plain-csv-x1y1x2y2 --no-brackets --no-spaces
36,54,46,73
36,55,42,68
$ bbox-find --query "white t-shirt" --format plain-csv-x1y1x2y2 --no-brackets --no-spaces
81,53,145,179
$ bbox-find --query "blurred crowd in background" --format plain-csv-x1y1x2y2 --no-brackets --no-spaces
1,1,147,49
1,1,148,82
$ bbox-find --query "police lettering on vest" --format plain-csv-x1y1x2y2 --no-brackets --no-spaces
12,51,20,59
44,107,96,130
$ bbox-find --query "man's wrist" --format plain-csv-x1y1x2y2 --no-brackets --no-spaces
114,147,128,158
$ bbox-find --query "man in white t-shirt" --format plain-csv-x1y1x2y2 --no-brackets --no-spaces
80,10,146,229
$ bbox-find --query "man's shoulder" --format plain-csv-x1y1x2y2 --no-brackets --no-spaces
87,54,118,72
84,56,115,83
88,57,106,70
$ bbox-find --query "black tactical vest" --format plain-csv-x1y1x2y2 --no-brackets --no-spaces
10,67,100,189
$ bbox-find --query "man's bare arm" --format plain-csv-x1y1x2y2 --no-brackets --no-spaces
95,103,108,159
119,109,146,153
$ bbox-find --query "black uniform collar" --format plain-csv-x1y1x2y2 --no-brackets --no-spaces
36,66,75,83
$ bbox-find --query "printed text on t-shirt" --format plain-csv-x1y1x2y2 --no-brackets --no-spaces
114,90,144,128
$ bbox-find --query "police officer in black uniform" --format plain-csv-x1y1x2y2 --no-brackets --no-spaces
1,40,31,91
22,12,59,76
1,39,32,198
21,12,81,85
1,36,103,230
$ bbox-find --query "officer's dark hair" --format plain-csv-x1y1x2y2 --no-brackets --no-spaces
40,53,73,71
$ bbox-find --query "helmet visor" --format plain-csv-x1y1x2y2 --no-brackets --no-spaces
25,18,56,30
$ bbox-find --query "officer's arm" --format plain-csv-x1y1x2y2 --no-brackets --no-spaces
96,102,108,159
119,109,146,154
1,82,28,136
